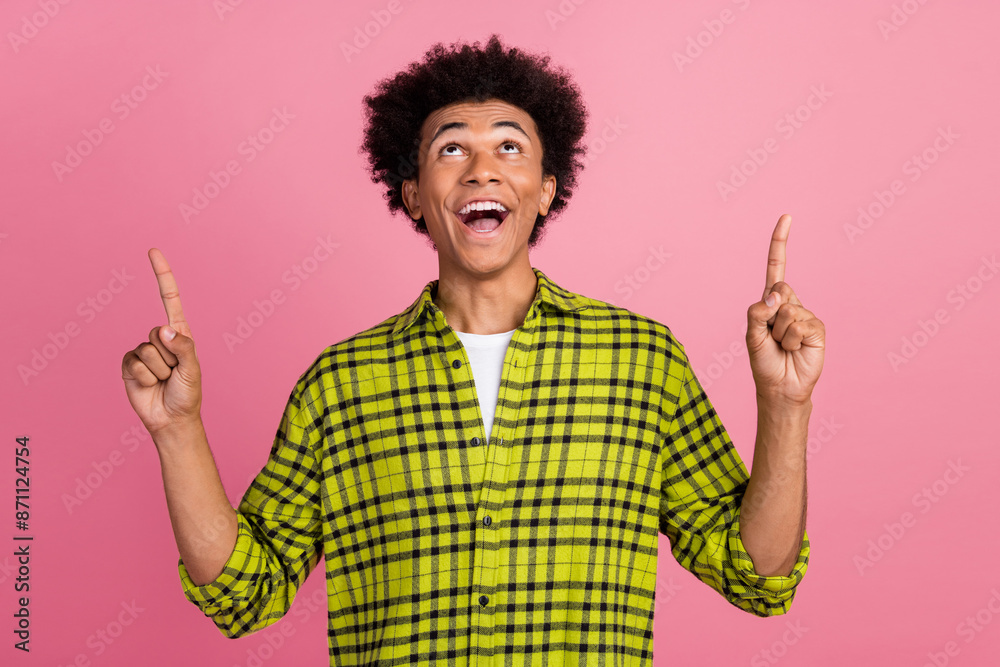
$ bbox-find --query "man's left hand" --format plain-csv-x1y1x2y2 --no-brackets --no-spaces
746,214,826,407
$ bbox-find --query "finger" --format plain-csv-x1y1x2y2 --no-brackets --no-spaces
777,319,823,352
148,326,178,368
764,281,803,326
122,350,160,388
135,342,173,381
157,326,201,383
747,293,782,349
764,214,791,294
148,248,191,336
771,303,814,343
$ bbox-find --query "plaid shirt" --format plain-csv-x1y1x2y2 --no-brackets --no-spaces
179,267,809,665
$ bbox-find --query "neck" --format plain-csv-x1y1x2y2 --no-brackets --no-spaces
434,257,537,334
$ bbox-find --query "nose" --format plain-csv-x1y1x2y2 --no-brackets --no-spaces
462,148,502,185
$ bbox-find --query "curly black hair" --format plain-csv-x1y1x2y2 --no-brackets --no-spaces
359,34,589,248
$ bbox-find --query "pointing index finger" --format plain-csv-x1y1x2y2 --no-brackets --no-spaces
148,248,190,336
764,214,791,295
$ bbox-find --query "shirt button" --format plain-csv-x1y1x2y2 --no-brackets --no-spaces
483,516,492,527
452,359,462,369
479,595,489,607
471,437,480,446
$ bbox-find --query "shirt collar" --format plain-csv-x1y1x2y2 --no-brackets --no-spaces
390,267,590,338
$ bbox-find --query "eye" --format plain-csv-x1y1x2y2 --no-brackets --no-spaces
499,139,524,153
440,144,462,155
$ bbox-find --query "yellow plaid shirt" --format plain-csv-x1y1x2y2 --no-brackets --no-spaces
179,267,809,665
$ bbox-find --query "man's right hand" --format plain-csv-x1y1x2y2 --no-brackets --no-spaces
121,248,203,438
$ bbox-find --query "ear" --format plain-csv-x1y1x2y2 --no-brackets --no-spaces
401,178,421,221
538,174,557,216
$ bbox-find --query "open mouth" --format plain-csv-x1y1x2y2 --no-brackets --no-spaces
456,202,510,233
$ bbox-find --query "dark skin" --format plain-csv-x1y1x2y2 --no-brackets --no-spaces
401,99,556,335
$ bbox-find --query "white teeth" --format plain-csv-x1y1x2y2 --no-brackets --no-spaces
457,201,507,216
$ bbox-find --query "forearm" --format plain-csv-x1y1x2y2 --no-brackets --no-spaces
153,418,238,586
739,398,811,576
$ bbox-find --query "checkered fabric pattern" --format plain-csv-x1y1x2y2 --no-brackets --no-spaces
178,267,809,666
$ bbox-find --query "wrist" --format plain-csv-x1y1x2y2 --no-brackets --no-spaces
755,397,811,459
150,414,206,450
756,392,813,417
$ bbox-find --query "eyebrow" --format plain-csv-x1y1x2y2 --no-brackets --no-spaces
428,120,531,148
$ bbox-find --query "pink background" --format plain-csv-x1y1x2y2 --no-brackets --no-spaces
4,1,998,665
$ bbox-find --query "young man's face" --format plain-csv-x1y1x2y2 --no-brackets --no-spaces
402,98,556,280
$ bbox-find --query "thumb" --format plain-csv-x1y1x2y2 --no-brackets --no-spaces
746,290,781,347
158,325,200,375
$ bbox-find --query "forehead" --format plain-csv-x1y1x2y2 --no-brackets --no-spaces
419,99,539,146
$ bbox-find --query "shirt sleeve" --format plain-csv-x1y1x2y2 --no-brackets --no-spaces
177,382,324,637
658,351,809,617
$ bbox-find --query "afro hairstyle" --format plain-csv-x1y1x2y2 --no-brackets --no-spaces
358,34,590,249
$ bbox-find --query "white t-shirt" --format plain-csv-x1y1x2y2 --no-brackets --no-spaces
454,328,517,441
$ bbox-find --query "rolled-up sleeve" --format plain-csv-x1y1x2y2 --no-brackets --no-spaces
176,382,324,637
659,350,809,617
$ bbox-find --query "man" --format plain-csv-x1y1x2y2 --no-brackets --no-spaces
122,35,824,665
